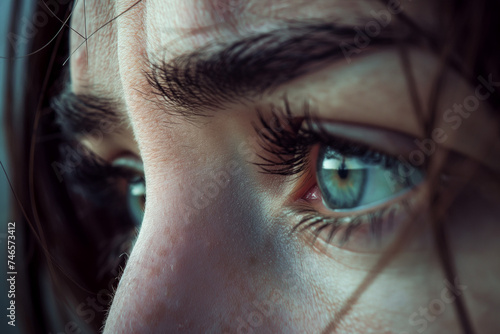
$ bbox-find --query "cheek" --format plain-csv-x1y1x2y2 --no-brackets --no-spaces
106,101,496,333
446,182,500,328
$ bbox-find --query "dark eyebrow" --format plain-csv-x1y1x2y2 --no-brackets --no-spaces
51,86,126,138
147,21,412,120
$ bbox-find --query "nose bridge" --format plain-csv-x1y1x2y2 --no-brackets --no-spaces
104,176,264,332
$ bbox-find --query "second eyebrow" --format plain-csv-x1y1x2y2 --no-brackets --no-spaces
51,87,126,139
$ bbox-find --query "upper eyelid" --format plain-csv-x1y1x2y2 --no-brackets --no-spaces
255,102,417,153
255,100,500,179
311,122,419,157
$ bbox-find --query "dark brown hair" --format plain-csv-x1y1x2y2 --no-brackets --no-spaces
4,1,131,332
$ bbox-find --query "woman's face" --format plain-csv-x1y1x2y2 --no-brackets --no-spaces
67,0,500,332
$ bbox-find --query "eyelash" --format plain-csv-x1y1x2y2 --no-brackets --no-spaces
253,99,417,247
290,200,411,247
253,99,405,176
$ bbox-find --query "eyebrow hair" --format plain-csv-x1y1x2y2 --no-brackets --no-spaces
147,21,414,120
51,86,126,138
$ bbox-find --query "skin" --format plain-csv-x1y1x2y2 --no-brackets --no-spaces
68,0,500,333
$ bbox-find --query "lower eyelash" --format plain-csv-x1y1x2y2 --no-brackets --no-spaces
291,199,409,247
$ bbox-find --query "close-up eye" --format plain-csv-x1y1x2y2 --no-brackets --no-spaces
314,142,424,212
296,139,428,252
253,106,430,251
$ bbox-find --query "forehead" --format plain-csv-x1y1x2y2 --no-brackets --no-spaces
143,0,435,58
70,0,117,94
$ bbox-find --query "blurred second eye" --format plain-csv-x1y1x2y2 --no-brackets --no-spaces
112,156,146,227
127,176,146,226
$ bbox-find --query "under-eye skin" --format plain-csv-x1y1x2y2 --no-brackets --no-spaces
253,100,427,252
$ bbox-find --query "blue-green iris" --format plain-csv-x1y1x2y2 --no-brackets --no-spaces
316,145,423,211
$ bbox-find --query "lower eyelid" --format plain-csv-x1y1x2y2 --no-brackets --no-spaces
293,183,430,254
305,187,413,216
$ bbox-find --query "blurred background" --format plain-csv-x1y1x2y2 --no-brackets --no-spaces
2,0,25,333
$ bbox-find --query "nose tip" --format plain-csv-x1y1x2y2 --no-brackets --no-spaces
103,172,276,333
103,221,173,332
102,213,227,332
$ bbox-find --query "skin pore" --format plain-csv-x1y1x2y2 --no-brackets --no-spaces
67,0,500,333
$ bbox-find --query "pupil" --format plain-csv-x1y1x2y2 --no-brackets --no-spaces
337,160,349,179
338,168,349,179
